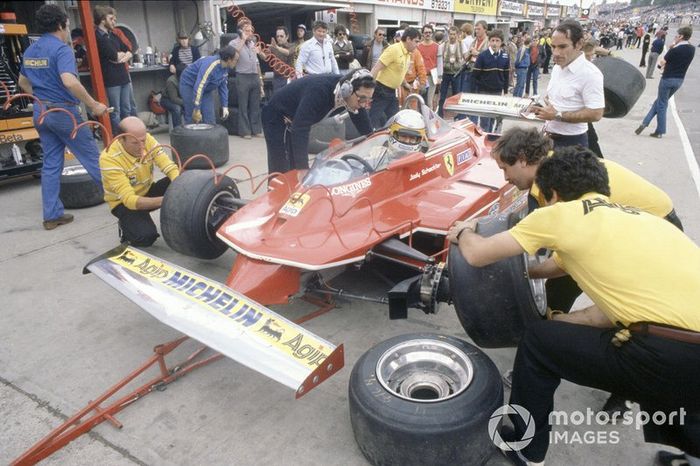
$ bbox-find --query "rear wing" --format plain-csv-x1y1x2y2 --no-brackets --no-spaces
443,92,541,121
84,245,343,398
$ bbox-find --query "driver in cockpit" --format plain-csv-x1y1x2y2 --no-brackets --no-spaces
366,109,429,171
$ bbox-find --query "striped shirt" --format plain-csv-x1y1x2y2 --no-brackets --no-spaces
178,47,193,65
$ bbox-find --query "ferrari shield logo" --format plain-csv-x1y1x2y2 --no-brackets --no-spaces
443,153,455,176
280,192,311,217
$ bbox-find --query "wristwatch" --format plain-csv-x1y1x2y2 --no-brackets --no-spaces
554,110,563,122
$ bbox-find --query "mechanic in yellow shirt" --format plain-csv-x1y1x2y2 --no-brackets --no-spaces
369,27,420,129
491,126,683,312
100,117,179,246
447,147,700,466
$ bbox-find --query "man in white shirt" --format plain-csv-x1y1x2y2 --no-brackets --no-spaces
295,20,339,77
531,20,604,148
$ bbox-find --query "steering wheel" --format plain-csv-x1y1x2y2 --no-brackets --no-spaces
341,154,375,174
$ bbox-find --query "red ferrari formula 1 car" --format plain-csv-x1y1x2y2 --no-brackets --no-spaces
158,96,546,349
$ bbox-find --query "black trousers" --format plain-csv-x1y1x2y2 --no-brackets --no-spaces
261,104,301,174
110,178,170,247
509,320,700,462
546,209,684,312
369,83,398,130
548,131,589,149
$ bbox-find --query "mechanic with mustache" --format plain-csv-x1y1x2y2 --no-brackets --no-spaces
530,20,604,149
261,69,375,174
447,148,700,466
490,126,684,420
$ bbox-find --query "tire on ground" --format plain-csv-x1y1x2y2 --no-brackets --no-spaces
594,56,646,118
449,212,546,348
170,123,229,169
349,333,503,466
219,107,239,136
160,170,240,259
59,163,104,209
308,116,346,154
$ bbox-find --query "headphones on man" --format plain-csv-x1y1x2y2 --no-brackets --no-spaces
339,68,373,99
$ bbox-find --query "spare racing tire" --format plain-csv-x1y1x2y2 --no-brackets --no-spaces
594,56,646,118
448,212,546,348
59,163,104,209
160,170,240,259
349,333,503,466
308,116,345,154
170,123,229,169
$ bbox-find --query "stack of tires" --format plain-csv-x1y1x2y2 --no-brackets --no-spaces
170,123,230,169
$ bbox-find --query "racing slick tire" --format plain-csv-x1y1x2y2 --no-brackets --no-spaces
170,123,229,169
308,116,346,154
160,170,240,259
594,56,646,118
349,333,503,466
59,163,104,209
448,213,547,348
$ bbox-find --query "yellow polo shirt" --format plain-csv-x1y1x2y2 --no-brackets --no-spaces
509,193,700,331
376,42,410,90
530,159,673,217
100,133,180,210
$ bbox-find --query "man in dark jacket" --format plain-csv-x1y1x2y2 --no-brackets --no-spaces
361,27,389,70
472,29,510,131
169,32,200,74
636,26,695,138
94,5,133,135
262,70,375,174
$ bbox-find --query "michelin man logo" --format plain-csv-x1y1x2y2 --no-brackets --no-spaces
488,404,536,451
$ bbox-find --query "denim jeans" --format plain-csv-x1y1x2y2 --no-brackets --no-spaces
642,77,683,135
513,67,528,97
369,83,398,130
106,84,132,134
160,97,183,127
33,105,102,221
526,64,539,95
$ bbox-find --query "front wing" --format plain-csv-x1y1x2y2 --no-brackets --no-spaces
84,245,343,398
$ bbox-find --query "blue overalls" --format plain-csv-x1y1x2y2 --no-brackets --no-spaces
20,33,102,222
179,55,229,125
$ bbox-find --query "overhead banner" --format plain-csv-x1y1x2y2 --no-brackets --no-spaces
376,0,426,8
454,0,498,15
526,3,544,17
500,0,525,15
546,5,561,17
429,0,454,11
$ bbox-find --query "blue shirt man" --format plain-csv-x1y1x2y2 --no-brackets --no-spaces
19,3,108,230
179,47,238,124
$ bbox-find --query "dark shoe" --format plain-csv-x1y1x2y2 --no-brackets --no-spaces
635,124,646,135
655,450,688,466
601,393,631,422
650,132,663,138
43,213,74,230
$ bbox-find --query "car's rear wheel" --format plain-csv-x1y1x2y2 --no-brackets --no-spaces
595,56,646,118
160,170,240,259
449,212,546,348
349,333,503,466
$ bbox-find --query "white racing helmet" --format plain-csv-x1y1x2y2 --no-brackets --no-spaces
388,109,427,153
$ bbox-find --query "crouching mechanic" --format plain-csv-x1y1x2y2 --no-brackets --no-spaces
262,69,375,174
447,148,700,466
492,126,685,419
365,109,428,171
100,117,180,246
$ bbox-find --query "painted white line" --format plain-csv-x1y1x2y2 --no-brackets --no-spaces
670,96,700,200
